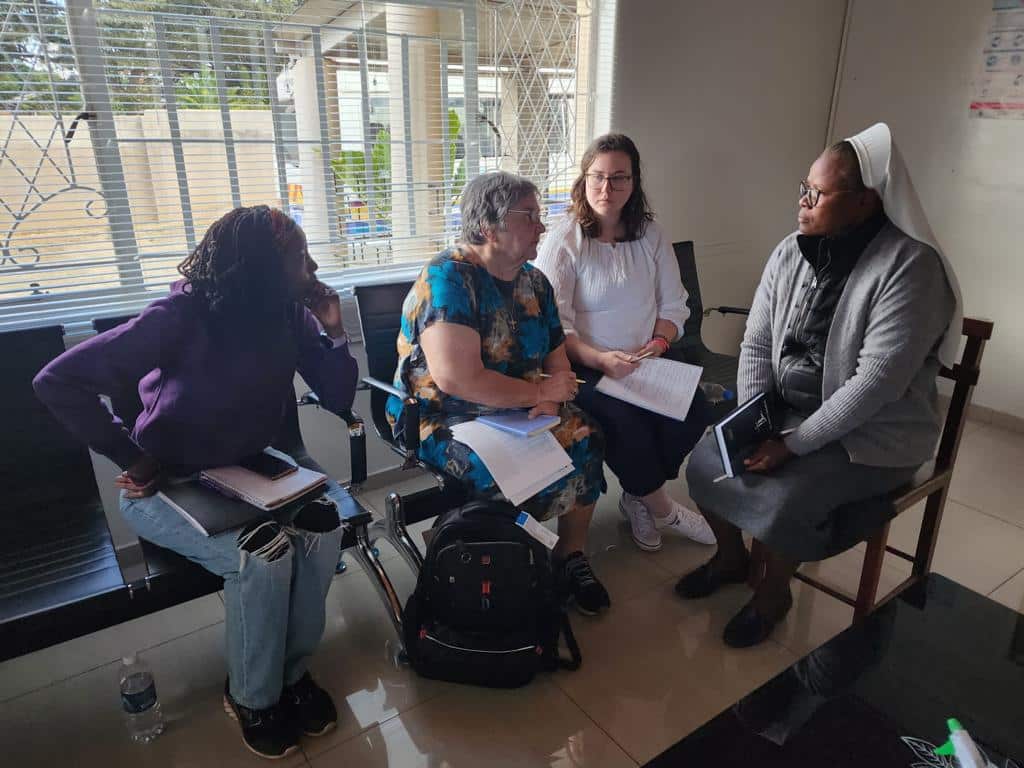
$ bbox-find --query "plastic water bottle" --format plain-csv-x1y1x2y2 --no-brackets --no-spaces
700,381,736,405
119,654,165,743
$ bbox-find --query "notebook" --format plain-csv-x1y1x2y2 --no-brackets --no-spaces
157,457,328,536
200,463,327,512
449,420,574,506
712,392,778,478
476,410,560,438
594,357,703,422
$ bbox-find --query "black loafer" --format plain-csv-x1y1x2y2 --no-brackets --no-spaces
722,591,793,648
674,557,748,599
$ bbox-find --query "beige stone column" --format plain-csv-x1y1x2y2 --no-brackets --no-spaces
386,4,445,260
292,54,332,259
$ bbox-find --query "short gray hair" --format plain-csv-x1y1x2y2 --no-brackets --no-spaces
460,171,540,245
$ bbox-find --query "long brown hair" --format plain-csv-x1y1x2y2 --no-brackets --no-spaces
569,133,654,241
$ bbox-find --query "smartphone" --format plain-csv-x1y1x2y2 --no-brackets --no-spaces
239,452,299,481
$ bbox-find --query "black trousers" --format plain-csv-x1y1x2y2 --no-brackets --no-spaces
574,365,711,497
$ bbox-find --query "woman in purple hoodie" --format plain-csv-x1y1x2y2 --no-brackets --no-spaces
33,206,358,760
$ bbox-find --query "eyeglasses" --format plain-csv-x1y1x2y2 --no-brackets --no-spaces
799,180,858,209
507,208,544,225
799,181,825,208
585,173,633,191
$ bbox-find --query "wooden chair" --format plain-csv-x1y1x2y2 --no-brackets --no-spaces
749,317,994,619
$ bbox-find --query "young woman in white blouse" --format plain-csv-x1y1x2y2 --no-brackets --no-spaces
536,133,715,552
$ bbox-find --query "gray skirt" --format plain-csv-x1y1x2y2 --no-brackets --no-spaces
685,434,919,562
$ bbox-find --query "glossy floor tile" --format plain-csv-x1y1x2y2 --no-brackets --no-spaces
888,498,1024,595
550,583,798,764
5,417,1024,766
0,621,308,768
309,680,637,768
948,423,1024,528
0,592,225,703
991,568,1024,613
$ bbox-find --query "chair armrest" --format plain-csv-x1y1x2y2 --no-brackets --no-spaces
703,305,750,317
362,376,408,399
298,390,368,485
361,377,421,458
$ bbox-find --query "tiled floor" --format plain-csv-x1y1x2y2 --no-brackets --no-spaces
3,419,1023,767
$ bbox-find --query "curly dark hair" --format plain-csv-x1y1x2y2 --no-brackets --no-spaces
569,133,654,242
177,205,301,316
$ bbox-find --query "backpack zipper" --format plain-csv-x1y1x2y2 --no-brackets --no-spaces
421,633,536,655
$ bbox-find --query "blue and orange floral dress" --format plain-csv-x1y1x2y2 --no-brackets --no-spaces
387,247,605,520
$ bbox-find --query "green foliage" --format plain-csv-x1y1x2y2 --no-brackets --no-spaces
331,130,393,221
448,108,467,204
330,108,467,226
175,67,266,110
3,0,299,114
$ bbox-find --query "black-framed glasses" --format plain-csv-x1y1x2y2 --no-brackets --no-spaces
799,180,824,208
507,208,544,225
585,173,633,191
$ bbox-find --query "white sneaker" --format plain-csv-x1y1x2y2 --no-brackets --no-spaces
619,492,662,552
654,501,716,545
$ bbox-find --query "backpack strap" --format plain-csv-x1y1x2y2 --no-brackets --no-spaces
556,611,582,671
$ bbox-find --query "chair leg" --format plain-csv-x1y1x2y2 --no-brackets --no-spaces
351,523,405,642
748,538,767,589
385,492,425,574
854,522,890,619
913,488,948,578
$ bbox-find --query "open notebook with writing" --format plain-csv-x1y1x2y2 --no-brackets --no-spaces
594,357,703,422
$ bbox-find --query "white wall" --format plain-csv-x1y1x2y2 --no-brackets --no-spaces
830,0,1024,418
610,0,848,353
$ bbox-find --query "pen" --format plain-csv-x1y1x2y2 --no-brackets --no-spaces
538,373,587,385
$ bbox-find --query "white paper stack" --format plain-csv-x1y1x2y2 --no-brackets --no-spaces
595,357,703,422
450,420,574,506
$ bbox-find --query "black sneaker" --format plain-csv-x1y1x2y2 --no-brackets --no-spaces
557,551,610,616
223,679,300,760
281,672,337,737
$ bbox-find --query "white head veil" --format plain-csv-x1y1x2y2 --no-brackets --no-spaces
844,122,963,367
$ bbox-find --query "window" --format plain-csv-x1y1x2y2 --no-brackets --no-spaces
0,0,603,334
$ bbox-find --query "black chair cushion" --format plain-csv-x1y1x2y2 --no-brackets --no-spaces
0,497,122,624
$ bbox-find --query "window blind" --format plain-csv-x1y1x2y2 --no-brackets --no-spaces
0,0,601,336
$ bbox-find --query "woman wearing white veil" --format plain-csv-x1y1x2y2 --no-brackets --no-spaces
844,122,963,367
679,123,960,648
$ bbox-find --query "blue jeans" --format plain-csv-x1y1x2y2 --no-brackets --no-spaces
119,481,346,709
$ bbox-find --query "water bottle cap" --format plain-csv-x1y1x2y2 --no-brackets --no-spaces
122,655,136,666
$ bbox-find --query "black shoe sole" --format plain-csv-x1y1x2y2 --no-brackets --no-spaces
223,696,300,760
302,720,338,738
675,561,749,600
569,595,610,617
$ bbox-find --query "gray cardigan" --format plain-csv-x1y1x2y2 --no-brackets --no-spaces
739,221,955,467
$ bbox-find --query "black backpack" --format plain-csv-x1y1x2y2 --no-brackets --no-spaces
402,500,581,688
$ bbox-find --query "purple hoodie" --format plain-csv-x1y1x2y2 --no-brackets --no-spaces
33,281,359,473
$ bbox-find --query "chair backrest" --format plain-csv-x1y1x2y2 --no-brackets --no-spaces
934,317,994,472
0,325,100,508
672,241,707,355
353,281,415,442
